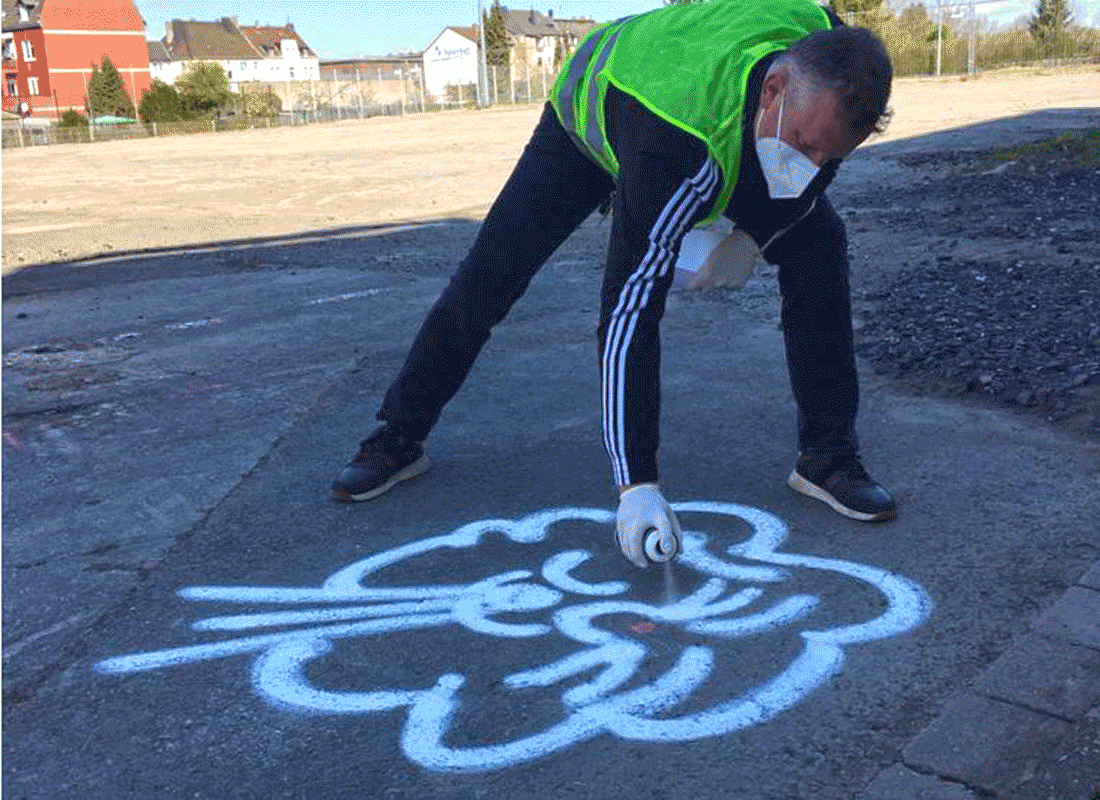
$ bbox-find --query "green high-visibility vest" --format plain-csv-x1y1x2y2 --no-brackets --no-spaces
551,0,833,226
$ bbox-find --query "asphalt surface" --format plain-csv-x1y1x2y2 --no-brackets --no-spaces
3,110,1099,799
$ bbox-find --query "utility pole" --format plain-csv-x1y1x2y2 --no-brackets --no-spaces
477,0,490,107
935,0,943,77
967,0,977,75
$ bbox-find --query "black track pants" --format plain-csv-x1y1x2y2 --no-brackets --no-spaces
767,195,860,458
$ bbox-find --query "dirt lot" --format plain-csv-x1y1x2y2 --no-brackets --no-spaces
2,68,1099,270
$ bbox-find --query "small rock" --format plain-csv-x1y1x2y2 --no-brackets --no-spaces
982,159,1017,175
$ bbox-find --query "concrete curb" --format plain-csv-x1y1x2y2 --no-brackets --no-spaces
861,560,1100,800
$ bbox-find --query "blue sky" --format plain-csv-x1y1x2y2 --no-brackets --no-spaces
133,1,1100,59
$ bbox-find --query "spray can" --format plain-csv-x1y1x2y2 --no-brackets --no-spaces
644,530,676,563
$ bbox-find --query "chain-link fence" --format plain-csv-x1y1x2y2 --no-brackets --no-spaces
845,6,1100,77
307,63,556,112
0,112,369,147
482,62,556,106
1,67,561,149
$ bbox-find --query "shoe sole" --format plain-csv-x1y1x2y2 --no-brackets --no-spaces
332,455,431,502
787,470,896,522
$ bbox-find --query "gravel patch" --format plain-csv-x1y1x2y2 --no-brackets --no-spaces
847,149,1100,441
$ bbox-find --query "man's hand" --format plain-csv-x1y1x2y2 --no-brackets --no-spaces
685,229,759,291
615,484,681,568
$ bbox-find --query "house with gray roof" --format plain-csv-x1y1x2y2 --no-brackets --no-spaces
500,8,595,70
147,16,318,91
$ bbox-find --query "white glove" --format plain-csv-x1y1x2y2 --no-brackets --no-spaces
615,484,682,568
683,229,759,291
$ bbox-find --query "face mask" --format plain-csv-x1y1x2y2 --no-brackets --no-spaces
755,88,821,200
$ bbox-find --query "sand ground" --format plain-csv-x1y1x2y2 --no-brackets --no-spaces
2,67,1098,272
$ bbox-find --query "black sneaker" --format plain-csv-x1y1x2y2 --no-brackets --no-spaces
787,453,897,522
331,425,430,502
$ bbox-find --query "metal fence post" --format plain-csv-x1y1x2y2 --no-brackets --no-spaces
356,67,363,118
967,0,977,75
935,0,943,77
82,70,94,141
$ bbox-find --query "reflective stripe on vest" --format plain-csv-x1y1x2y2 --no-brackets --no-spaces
551,16,633,174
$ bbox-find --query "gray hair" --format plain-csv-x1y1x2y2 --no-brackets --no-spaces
775,26,893,137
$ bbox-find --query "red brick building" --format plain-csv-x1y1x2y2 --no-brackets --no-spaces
2,0,150,120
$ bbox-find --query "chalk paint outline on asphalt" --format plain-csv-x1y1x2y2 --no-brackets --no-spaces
96,501,933,772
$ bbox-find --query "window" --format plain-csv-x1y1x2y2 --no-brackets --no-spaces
6,78,17,96
2,39,14,61
288,67,294,79
27,76,38,95
18,5,28,22
21,40,34,61
227,70,233,79
240,61,247,71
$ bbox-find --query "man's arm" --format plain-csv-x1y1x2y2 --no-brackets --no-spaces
599,88,723,489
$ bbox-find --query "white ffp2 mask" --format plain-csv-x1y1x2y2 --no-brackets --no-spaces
754,89,821,200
